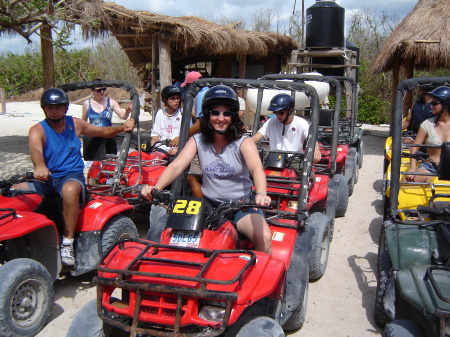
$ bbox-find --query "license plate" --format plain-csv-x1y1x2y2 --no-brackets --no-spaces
169,231,201,248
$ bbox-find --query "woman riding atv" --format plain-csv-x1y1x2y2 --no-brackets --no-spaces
405,86,450,183
141,85,273,254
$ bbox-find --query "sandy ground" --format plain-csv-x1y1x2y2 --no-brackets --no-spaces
0,101,389,337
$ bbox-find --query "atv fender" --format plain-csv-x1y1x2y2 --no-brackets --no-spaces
0,210,60,281
279,224,313,326
396,266,450,329
76,197,134,232
72,230,102,276
385,221,437,271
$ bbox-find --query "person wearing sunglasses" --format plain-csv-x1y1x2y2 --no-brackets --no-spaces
252,93,321,163
402,85,435,144
81,79,132,155
142,85,272,254
13,88,135,266
405,86,450,183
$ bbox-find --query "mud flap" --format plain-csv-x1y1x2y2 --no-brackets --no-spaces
279,225,314,326
72,230,102,276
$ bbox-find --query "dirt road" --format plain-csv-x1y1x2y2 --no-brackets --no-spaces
0,102,389,336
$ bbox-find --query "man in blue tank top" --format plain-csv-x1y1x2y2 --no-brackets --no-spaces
13,88,135,266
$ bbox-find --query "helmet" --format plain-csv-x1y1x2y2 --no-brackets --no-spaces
268,94,294,112
202,85,240,114
428,86,450,105
161,85,181,103
40,88,69,108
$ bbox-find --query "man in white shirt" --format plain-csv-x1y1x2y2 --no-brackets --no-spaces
151,85,188,155
252,93,321,162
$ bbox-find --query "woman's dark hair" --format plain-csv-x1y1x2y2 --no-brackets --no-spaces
200,105,245,143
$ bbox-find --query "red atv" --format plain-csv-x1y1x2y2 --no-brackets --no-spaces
260,73,353,212
87,138,170,204
0,172,138,337
68,188,314,337
67,78,333,336
0,80,145,337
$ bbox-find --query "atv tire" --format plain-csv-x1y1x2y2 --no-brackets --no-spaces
0,258,53,337
147,205,169,242
308,213,331,280
333,174,349,217
101,214,138,255
236,317,285,337
346,148,358,196
358,140,364,168
66,299,128,337
282,282,308,331
375,226,394,327
383,320,425,337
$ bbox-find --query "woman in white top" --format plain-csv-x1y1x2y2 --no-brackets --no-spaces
405,86,450,182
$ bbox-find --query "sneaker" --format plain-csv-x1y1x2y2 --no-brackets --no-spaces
60,244,75,266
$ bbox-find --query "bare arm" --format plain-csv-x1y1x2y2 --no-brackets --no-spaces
141,137,197,200
74,117,135,138
240,137,270,206
405,127,426,181
252,132,264,144
189,119,201,137
81,100,89,121
110,98,130,120
314,141,322,163
28,124,51,180
150,135,159,146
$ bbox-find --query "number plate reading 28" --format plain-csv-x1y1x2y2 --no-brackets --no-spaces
169,199,202,248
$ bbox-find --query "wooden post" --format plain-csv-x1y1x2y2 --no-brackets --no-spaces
391,58,400,127
41,25,55,90
151,35,158,120
41,0,55,90
239,54,246,79
159,33,172,95
403,57,414,117
0,87,5,114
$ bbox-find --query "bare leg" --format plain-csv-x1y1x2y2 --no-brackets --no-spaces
61,180,82,239
187,174,204,198
236,214,272,254
11,182,30,190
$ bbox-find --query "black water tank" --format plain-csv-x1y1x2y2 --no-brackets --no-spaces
306,0,345,48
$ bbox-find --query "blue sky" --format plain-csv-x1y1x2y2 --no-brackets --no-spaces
0,0,418,54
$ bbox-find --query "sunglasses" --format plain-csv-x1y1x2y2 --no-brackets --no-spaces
210,110,232,117
94,88,106,93
274,110,288,115
430,100,442,106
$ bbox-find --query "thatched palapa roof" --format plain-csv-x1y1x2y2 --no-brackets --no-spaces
64,1,298,68
372,0,450,73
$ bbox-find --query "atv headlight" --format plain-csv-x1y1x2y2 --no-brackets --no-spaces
199,305,225,322
287,201,298,210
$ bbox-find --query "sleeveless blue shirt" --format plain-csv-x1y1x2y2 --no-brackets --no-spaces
40,116,84,178
87,98,113,127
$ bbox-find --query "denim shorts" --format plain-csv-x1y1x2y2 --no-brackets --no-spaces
418,161,439,175
28,172,86,205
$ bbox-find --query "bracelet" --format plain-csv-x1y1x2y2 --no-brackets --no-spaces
256,192,267,196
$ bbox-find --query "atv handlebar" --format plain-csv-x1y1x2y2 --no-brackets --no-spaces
417,205,450,217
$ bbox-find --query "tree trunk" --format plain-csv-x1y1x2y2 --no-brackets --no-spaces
41,24,55,90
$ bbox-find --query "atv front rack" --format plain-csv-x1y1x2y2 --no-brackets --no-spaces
96,238,257,337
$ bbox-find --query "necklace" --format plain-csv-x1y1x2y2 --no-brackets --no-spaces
165,108,178,117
